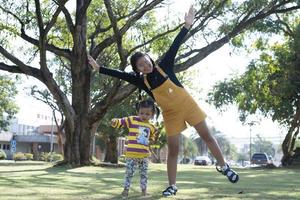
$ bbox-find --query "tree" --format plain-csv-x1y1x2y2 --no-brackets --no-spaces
150,121,167,163
208,15,300,165
252,135,276,157
237,152,248,165
181,134,198,162
192,127,235,160
0,75,19,130
97,95,137,163
0,0,299,166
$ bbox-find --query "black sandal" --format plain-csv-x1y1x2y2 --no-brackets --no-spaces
216,163,239,183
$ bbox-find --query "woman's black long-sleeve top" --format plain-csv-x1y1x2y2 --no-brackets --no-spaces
99,27,188,99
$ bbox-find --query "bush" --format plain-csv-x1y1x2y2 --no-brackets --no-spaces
25,153,33,160
118,155,126,163
47,152,63,162
14,152,26,161
0,149,7,160
38,152,48,161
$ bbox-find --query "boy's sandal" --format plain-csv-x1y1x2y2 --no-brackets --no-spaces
216,163,239,183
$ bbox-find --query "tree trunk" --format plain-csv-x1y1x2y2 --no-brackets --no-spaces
60,0,92,166
281,100,300,166
57,128,65,156
151,148,161,163
62,118,92,166
104,134,118,164
281,130,293,166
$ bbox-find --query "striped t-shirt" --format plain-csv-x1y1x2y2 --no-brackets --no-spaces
112,116,156,158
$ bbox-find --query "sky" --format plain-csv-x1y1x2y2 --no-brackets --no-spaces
10,0,287,148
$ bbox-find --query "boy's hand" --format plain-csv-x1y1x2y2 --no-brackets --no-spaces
111,118,118,127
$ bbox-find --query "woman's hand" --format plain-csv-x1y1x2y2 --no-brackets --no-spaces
87,55,100,71
184,5,196,29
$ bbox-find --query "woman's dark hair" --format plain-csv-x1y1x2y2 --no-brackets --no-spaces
131,52,156,101
135,99,160,120
130,52,155,74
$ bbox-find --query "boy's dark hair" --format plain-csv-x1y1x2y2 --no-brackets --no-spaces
130,52,156,74
136,99,160,120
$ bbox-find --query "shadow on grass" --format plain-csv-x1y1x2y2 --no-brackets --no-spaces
1,164,300,199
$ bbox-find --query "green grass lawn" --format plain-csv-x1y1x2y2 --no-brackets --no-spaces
0,161,299,200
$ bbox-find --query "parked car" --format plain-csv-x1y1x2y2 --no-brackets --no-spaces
180,157,191,164
194,156,212,166
251,153,272,165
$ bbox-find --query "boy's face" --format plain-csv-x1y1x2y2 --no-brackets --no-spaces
138,107,153,122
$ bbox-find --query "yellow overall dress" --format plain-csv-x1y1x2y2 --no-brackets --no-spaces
144,66,207,136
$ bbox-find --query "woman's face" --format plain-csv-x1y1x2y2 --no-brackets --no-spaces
136,56,153,74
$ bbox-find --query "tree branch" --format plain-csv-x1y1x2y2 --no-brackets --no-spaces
91,0,163,57
89,84,137,125
44,0,69,35
104,0,127,68
174,1,300,72
0,46,75,129
275,13,294,37
76,0,92,25
20,29,72,59
34,0,44,33
0,45,43,80
0,5,25,28
61,3,75,34
129,24,182,56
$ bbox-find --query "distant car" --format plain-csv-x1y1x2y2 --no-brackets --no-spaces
194,156,212,166
251,153,272,165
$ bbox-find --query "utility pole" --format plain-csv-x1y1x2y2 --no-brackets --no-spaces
247,121,259,161
50,115,54,153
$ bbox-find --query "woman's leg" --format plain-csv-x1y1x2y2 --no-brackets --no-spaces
166,134,181,185
194,120,225,166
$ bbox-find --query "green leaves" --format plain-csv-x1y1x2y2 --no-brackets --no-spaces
0,75,18,130
208,20,300,125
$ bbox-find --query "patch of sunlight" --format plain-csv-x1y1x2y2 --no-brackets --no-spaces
182,188,210,193
33,187,86,194
67,166,123,174
246,173,265,178
208,181,223,185
0,171,48,178
0,164,50,172
102,178,121,181
267,189,300,197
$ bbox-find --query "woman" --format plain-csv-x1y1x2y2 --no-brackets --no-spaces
88,5,239,197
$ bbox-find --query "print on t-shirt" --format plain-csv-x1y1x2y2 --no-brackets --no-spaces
137,126,150,145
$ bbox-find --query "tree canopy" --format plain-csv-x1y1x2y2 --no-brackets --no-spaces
208,13,300,165
0,75,18,131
